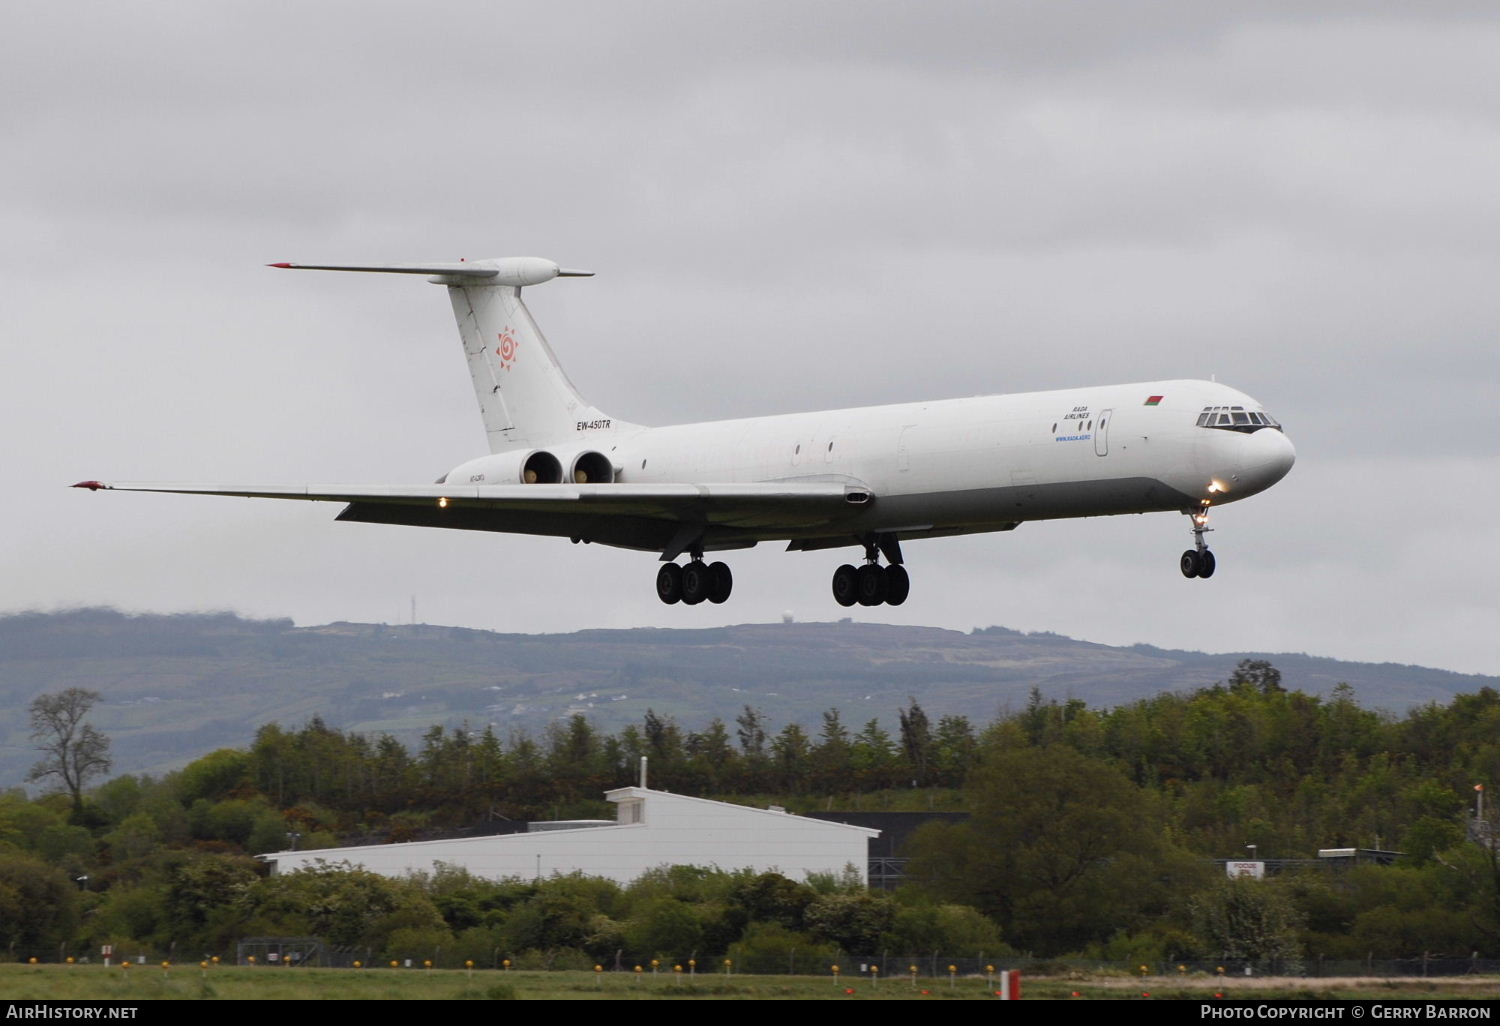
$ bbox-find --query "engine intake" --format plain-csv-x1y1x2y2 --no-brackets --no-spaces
569,451,614,484
522,451,562,484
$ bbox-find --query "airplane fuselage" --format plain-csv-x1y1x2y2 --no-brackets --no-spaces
442,377,1295,552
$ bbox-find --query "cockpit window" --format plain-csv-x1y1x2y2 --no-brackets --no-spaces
1196,405,1282,434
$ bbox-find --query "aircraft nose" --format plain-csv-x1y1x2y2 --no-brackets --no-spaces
1238,429,1296,494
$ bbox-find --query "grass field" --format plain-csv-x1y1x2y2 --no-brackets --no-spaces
1,964,1495,1001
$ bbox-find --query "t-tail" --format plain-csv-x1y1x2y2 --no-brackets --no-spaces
269,256,625,453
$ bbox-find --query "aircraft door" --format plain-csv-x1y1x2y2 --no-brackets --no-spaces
897,424,916,471
1094,409,1112,457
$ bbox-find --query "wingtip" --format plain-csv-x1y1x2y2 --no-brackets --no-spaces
72,480,108,491
267,262,293,269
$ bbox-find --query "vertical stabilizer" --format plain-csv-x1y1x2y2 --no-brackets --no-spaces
447,277,616,452
270,256,624,452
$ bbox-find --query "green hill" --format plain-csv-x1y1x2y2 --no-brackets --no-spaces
1,608,1492,786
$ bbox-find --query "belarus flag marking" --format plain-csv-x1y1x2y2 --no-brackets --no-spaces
1144,395,1164,406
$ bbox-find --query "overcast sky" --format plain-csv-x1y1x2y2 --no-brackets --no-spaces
3,2,1496,677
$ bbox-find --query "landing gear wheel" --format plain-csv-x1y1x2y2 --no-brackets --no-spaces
856,564,889,606
656,563,683,604
707,561,733,604
1180,550,1201,579
681,560,712,605
832,564,858,607
884,564,910,606
1181,507,1215,581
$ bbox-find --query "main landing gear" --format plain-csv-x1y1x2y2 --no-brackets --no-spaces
656,554,733,605
1180,505,1217,579
832,537,910,607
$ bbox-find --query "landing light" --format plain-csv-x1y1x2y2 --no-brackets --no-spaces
1208,480,1226,494
438,497,449,509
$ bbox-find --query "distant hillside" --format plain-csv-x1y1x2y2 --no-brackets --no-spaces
1,608,1493,787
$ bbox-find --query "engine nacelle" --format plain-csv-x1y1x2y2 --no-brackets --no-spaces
441,448,615,486
442,449,564,486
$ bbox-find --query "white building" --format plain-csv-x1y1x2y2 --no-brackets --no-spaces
259,787,880,885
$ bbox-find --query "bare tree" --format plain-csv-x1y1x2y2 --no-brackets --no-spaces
28,688,112,812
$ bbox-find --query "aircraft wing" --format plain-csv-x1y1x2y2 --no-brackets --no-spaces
72,480,874,555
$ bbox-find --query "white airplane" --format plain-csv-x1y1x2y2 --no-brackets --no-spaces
75,256,1295,608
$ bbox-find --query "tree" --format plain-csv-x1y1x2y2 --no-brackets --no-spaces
907,745,1183,954
735,705,768,758
240,863,446,949
812,708,852,790
805,891,897,952
736,706,770,789
932,714,977,786
850,719,898,789
685,718,736,791
0,853,81,954
1190,878,1304,972
624,896,702,960
27,688,112,813
898,698,934,785
1229,659,1284,695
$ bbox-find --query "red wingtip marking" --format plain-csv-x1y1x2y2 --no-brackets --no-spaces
72,480,107,491
267,262,293,268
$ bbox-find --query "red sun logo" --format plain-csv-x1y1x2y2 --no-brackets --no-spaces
496,328,519,371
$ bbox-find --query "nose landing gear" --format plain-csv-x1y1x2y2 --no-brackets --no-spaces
1180,505,1217,579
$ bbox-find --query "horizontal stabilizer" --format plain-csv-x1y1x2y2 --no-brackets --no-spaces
267,257,593,287
268,262,500,279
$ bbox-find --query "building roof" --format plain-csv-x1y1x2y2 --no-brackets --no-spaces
603,787,881,836
257,787,879,885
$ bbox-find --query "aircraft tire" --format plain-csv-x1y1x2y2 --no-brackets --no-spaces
1197,550,1216,579
831,564,859,607
856,564,888,606
885,564,910,606
681,560,712,605
1180,550,1200,578
656,563,684,604
707,561,733,604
